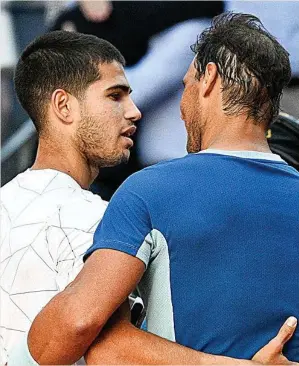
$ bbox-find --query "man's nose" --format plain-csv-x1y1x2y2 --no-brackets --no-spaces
125,99,142,122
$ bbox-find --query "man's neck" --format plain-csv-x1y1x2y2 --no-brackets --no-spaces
201,114,272,153
31,138,98,189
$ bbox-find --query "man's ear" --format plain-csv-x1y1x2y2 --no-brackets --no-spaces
51,89,73,124
202,62,218,97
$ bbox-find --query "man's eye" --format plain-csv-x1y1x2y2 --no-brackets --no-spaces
110,93,121,101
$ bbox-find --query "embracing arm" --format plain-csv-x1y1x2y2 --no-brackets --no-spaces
85,302,298,365
85,301,254,365
27,249,298,365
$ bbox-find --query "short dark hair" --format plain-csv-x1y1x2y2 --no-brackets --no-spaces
14,31,125,133
191,12,291,125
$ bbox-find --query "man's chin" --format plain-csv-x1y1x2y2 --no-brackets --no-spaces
106,152,131,167
121,149,130,164
88,147,132,168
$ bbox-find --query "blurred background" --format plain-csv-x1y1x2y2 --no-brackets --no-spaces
1,0,299,199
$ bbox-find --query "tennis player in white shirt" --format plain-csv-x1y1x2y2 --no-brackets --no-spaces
0,30,141,365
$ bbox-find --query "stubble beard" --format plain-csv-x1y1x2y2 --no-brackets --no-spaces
76,114,128,169
187,133,201,153
88,149,130,168
186,110,205,153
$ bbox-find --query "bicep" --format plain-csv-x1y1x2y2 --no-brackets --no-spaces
65,249,145,329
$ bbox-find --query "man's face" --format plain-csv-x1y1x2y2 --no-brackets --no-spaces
180,61,205,153
76,61,141,167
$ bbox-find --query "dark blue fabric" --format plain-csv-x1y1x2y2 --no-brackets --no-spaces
86,153,299,361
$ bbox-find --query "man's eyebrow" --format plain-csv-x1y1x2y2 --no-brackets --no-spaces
105,84,132,94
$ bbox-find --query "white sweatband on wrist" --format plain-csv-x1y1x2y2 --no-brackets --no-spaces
8,333,38,366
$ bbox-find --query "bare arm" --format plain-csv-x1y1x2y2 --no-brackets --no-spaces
85,302,256,365
27,249,298,365
85,304,298,365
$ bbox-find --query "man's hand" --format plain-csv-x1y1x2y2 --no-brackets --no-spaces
253,317,298,365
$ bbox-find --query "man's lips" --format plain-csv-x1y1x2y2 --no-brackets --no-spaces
121,125,137,138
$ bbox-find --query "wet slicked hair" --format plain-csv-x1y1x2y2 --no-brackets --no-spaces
14,31,125,133
191,12,291,125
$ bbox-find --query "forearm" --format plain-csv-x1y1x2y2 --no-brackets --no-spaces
28,288,101,365
85,320,257,365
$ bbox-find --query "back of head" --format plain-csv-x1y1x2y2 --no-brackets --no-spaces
14,30,125,134
192,12,291,125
